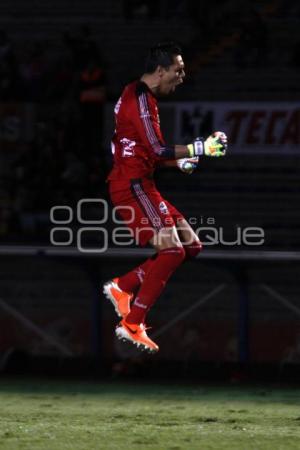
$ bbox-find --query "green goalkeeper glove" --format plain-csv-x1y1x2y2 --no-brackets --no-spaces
187,132,227,157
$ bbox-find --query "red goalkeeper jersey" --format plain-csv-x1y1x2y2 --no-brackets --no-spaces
107,80,171,182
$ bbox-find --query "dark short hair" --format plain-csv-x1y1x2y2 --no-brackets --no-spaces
144,42,182,74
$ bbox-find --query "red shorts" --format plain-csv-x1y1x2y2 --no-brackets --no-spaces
109,178,185,246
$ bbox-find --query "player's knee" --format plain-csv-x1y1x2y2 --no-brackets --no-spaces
184,240,202,259
158,246,186,269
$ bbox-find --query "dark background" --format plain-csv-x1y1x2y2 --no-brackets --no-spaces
0,0,300,382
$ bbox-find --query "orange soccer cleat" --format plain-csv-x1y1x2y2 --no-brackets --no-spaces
115,318,159,353
103,278,133,318
116,319,159,352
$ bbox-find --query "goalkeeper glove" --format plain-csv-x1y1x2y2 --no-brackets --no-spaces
188,131,227,157
177,156,199,174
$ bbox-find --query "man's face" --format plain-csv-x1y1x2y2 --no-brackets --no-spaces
157,55,185,96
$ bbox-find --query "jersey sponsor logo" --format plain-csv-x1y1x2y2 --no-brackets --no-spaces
120,137,136,157
159,201,169,215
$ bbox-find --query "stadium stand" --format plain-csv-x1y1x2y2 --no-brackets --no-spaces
0,1,299,375
0,0,299,249
156,155,300,251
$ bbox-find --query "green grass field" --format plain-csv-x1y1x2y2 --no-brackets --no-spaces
0,378,299,450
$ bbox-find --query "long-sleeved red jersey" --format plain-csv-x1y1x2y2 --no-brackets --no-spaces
107,80,173,182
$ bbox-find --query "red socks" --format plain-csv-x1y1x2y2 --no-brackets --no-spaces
126,247,185,324
117,241,201,325
118,240,201,295
118,255,157,294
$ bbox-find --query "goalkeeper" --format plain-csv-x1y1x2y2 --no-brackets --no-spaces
104,42,227,352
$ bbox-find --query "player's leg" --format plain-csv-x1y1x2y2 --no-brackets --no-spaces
122,216,201,325
110,254,156,295
106,215,187,300
103,182,159,318
116,225,185,351
175,217,203,258
103,254,157,318
110,182,185,351
122,225,185,324
105,183,182,319
104,224,186,319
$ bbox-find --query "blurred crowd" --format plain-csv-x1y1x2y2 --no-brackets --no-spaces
0,25,107,102
0,0,300,241
0,25,109,241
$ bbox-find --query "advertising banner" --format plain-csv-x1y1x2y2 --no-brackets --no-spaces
172,102,300,154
